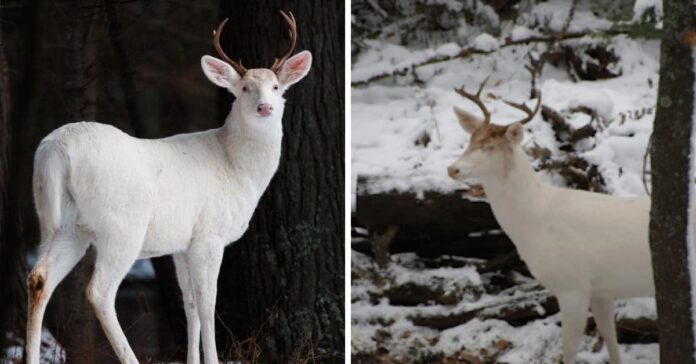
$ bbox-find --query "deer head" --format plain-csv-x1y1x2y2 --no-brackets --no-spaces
447,79,541,181
200,11,312,124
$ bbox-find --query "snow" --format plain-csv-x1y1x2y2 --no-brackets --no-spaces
352,251,658,363
4,329,65,364
353,34,659,197
509,25,540,42
524,1,612,33
632,0,663,22
351,39,470,85
472,33,499,52
352,0,664,361
126,259,156,279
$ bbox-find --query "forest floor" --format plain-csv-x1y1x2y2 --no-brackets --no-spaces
351,251,658,364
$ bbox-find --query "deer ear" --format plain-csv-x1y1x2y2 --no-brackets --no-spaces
278,51,312,88
506,122,524,144
201,55,241,89
454,106,482,134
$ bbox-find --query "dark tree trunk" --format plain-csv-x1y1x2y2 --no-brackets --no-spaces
43,2,99,362
216,1,344,361
649,0,696,362
0,0,28,350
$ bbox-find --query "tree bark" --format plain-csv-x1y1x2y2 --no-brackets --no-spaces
216,1,345,361
649,0,696,362
0,0,28,350
44,2,99,362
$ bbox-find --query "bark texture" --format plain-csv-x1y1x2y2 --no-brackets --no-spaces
0,0,28,350
44,3,99,362
649,0,696,362
216,1,345,361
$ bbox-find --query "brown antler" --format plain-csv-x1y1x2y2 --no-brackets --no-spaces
502,94,542,124
454,77,491,124
270,10,298,74
213,18,247,76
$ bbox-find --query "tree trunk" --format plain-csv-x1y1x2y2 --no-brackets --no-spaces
649,1,696,362
0,0,28,350
216,1,345,361
44,2,99,362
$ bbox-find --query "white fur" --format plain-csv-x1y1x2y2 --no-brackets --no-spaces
447,115,675,364
26,53,312,364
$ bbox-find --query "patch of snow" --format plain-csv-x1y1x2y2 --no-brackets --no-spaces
435,42,461,58
616,298,657,320
127,259,156,279
526,1,613,33
632,0,663,22
472,33,499,52
509,25,540,42
4,328,65,364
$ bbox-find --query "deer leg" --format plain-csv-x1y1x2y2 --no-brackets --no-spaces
557,292,590,364
26,234,88,364
86,244,140,364
174,253,201,364
188,242,223,364
590,297,622,364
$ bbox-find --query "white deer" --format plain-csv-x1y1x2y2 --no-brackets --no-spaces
446,80,673,364
25,12,311,364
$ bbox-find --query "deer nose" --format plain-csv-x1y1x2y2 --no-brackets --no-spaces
257,103,273,117
448,166,460,178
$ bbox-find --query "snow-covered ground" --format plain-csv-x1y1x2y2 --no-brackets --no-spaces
4,329,65,364
352,251,658,363
352,0,662,362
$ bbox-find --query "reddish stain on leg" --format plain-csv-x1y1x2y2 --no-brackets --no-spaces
28,271,45,307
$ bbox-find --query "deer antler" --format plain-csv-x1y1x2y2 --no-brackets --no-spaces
270,10,298,74
502,94,542,124
213,18,247,76
454,77,491,124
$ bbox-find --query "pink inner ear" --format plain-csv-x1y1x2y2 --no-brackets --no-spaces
281,54,309,84
206,59,228,81
287,54,309,72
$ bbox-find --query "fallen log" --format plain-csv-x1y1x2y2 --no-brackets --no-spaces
354,186,516,259
382,282,463,306
410,288,658,344
410,285,557,329
355,189,499,229
352,232,515,260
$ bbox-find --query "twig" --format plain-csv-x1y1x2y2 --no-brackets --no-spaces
642,133,652,195
365,0,388,18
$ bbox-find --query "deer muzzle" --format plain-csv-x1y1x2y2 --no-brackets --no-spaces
257,103,273,117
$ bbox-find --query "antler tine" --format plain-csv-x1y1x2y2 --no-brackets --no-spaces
213,18,247,75
502,93,542,124
454,77,491,124
270,10,298,73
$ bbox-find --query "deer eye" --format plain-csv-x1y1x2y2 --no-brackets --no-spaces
273,84,279,90
242,86,249,92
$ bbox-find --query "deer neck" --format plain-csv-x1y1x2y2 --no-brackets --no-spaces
478,147,546,231
220,103,283,194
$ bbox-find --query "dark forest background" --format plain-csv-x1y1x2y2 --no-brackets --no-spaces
0,0,344,363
